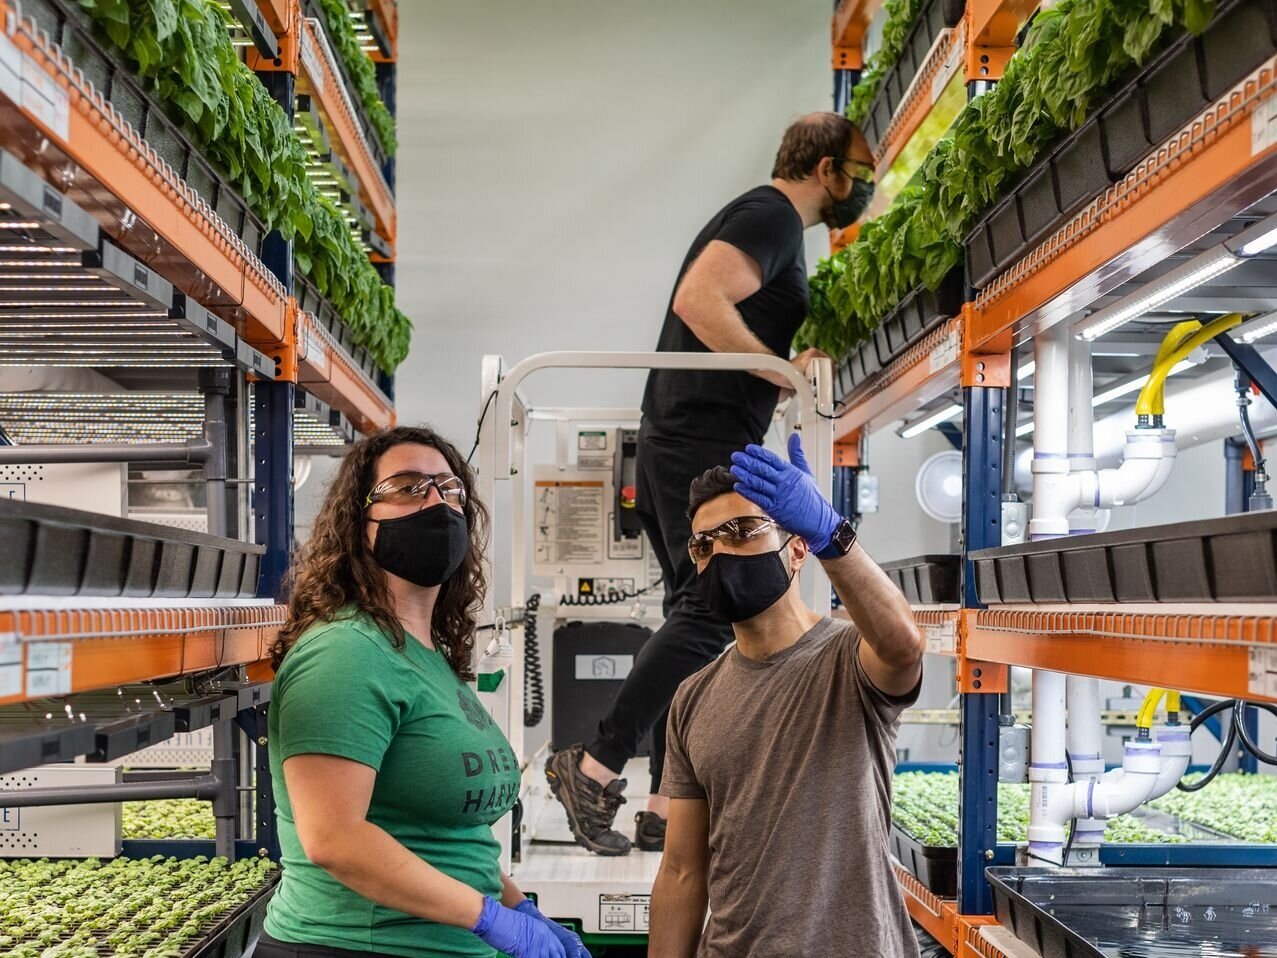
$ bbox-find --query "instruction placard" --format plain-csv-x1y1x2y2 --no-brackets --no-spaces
577,431,612,471
534,480,605,565
599,894,650,932
925,620,956,656
1249,647,1277,699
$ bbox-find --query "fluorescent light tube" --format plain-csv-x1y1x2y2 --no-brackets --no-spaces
901,403,964,438
1017,361,1035,380
1239,226,1277,257
1075,250,1241,341
1239,311,1277,344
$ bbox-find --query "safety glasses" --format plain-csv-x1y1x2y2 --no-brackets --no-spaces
837,157,875,183
688,515,783,562
365,471,467,509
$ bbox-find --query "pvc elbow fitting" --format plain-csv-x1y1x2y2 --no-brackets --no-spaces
1148,726,1192,801
1096,429,1177,507
1076,741,1162,820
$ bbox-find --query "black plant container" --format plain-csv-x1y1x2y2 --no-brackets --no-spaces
1018,164,1062,249
971,509,1277,605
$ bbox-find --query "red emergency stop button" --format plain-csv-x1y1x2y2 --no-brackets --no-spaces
620,485,637,508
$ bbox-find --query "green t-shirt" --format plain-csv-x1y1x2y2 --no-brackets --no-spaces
263,611,520,958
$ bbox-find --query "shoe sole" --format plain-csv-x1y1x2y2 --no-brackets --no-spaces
545,756,631,857
634,838,665,853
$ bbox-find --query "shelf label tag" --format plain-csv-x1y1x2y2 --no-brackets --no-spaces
0,634,19,698
305,327,329,376
0,30,20,106
18,49,69,141
925,620,956,655
930,329,960,372
1248,646,1277,700
25,641,71,698
301,29,325,95
931,26,964,104
1253,93,1277,156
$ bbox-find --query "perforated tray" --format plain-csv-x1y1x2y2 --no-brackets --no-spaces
0,499,263,598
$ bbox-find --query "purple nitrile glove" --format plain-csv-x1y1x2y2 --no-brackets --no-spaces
515,900,592,958
471,896,566,958
730,433,841,554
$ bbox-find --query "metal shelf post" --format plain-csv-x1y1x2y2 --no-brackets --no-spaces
958,385,1004,916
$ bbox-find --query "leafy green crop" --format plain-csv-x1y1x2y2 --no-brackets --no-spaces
122,799,216,840
0,855,275,958
805,0,1219,359
893,771,1185,845
73,0,411,373
314,0,397,156
845,0,928,125
1149,773,1277,843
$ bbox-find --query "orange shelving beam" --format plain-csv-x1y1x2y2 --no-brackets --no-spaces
895,861,956,946
1,8,290,349
832,316,964,440
257,0,296,37
832,0,883,70
298,16,396,249
296,312,395,434
367,0,398,60
968,61,1277,352
872,30,961,175
966,605,1277,703
0,604,284,707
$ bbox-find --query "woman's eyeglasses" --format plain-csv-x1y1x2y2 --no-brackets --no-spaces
365,472,467,509
688,515,783,562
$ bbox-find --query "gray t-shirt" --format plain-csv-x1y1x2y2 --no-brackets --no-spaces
660,617,921,958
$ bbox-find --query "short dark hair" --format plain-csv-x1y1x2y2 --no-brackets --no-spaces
687,466,738,521
772,113,857,181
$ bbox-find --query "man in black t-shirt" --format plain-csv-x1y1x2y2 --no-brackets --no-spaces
546,113,876,856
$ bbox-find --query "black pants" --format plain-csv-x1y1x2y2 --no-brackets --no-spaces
587,426,740,794
253,932,400,958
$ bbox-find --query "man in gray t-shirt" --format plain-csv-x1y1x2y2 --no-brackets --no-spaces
649,435,924,958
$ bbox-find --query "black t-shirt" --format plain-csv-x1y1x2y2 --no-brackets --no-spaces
641,185,808,444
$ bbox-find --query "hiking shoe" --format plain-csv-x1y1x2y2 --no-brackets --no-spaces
545,745,632,856
634,811,666,852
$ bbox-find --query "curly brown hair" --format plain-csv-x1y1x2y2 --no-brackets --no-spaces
270,425,488,680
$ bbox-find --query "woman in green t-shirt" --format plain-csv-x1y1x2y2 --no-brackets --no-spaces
257,426,588,958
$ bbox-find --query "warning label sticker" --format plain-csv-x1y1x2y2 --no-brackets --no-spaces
599,893,650,932
534,481,604,565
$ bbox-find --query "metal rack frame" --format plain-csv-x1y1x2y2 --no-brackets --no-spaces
831,0,1277,952
0,0,401,867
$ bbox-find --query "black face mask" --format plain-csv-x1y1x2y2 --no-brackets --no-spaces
695,539,796,623
824,178,875,229
369,503,469,587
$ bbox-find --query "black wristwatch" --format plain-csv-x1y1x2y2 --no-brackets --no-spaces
816,517,857,560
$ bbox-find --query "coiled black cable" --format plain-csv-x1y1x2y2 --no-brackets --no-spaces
558,578,663,607
523,593,544,728
1177,698,1277,791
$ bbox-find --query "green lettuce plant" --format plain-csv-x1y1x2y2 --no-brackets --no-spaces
846,0,928,124
804,0,1219,360
73,0,411,372
314,0,397,156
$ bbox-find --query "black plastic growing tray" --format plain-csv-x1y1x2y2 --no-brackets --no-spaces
861,0,966,153
834,267,964,398
186,872,278,958
987,866,1277,958
16,0,267,259
0,500,263,598
892,825,960,897
881,554,962,604
966,0,1276,289
972,509,1277,605
294,275,383,380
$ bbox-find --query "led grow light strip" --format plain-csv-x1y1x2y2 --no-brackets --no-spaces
1238,311,1277,344
900,403,964,438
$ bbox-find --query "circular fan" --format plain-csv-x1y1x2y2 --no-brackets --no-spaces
916,450,964,523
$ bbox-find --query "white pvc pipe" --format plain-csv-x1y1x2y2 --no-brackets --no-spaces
1148,725,1193,801
1065,677,1106,843
1030,324,1074,540
1073,741,1162,820
1068,337,1099,534
1093,431,1178,507
1029,670,1070,863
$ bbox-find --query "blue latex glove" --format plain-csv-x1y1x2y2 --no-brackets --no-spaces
730,433,841,554
472,896,566,958
515,900,592,957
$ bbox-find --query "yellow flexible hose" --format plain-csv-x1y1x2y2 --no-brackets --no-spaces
1137,688,1168,730
1166,689,1182,719
1147,320,1202,412
1136,314,1244,417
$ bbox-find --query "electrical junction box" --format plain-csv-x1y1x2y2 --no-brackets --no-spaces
552,621,653,755
857,473,880,514
998,723,1030,783
1002,500,1029,545
1,764,121,857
